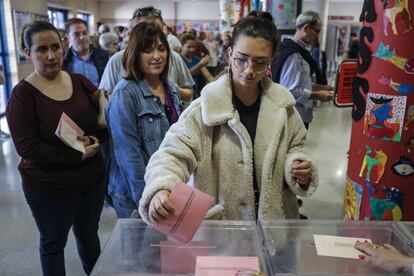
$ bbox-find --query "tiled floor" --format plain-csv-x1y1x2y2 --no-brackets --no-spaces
0,102,351,275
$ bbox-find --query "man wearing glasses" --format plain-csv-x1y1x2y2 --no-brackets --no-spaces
271,11,333,130
99,6,194,101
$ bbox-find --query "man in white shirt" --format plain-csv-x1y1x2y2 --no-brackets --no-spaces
272,11,333,129
203,31,219,75
163,24,182,53
99,6,194,101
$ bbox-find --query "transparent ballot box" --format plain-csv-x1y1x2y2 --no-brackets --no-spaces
92,219,267,275
259,220,414,275
398,222,414,248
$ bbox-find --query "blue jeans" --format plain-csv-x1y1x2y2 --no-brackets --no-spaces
23,182,105,276
111,194,137,218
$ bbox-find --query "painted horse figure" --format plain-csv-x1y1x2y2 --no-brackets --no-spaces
359,145,388,184
383,0,413,35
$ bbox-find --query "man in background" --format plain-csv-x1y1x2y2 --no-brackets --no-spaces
164,24,182,53
272,11,333,130
99,6,194,102
347,32,359,59
63,18,109,87
203,31,219,76
272,11,333,219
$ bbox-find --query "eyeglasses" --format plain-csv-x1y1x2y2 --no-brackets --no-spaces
133,8,161,20
232,56,270,73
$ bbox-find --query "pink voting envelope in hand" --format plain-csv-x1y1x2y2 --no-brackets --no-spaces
154,182,214,243
55,112,85,153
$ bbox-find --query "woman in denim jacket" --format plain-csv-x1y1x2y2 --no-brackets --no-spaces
105,22,182,218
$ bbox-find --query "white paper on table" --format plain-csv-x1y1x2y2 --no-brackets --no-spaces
55,113,85,153
313,235,372,259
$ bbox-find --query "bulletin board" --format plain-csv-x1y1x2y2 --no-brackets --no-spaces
269,0,302,33
12,10,49,64
176,21,219,33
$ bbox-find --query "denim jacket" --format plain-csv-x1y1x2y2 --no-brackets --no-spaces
105,78,182,208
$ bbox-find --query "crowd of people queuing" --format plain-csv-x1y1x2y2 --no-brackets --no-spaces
4,4,413,276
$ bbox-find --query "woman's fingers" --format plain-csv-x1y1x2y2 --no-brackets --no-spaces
77,136,90,146
292,160,311,184
292,168,311,177
149,209,160,225
77,135,100,147
155,197,172,218
292,160,311,170
87,143,100,151
89,135,100,144
149,190,175,225
355,241,375,256
157,190,175,214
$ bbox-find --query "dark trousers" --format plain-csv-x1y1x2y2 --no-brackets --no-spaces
23,182,105,276
304,122,310,130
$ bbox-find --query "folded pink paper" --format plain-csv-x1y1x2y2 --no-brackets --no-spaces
195,256,260,276
55,112,85,153
153,182,214,243
61,113,84,136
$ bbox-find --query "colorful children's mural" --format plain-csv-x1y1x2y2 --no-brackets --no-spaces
363,94,406,142
344,0,414,221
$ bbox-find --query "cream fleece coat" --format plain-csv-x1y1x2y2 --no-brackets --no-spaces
139,74,318,222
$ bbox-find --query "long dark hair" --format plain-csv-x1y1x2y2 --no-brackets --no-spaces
20,21,61,52
231,11,279,56
122,22,170,83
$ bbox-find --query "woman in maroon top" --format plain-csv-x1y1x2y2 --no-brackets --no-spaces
6,21,105,276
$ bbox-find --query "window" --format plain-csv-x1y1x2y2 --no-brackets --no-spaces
77,12,90,23
48,7,68,29
77,12,93,31
0,0,11,114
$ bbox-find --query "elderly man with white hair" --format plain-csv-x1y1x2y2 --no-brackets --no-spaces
271,11,334,220
99,32,119,56
99,6,194,102
271,10,333,130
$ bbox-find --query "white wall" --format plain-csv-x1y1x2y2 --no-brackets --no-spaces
99,1,174,23
98,0,220,24
176,1,220,21
99,0,362,25
304,0,363,22
327,2,363,19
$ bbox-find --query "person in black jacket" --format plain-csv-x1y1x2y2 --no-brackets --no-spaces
310,38,327,82
63,18,109,87
347,32,359,59
271,11,333,130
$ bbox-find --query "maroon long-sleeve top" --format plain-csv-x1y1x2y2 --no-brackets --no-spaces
6,73,105,195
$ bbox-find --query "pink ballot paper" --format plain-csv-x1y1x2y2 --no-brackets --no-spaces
55,112,85,153
195,256,260,276
153,182,214,243
159,240,213,274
